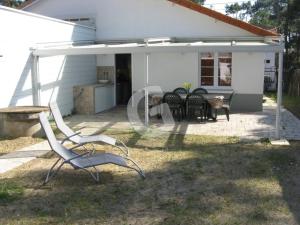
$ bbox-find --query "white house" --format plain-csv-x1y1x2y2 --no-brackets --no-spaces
1,0,283,118
19,0,283,113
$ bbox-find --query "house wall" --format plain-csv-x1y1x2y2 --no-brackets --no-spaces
132,53,198,92
231,52,265,111
132,52,265,111
24,0,256,41
38,55,97,116
23,0,267,112
0,7,96,115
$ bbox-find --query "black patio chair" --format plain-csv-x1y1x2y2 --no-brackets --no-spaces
222,92,235,121
186,93,207,121
173,87,188,95
192,88,208,95
163,92,185,121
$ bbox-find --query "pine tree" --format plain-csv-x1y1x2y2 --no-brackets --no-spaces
190,0,205,5
0,0,25,8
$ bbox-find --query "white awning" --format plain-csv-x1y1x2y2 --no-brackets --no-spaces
32,41,284,57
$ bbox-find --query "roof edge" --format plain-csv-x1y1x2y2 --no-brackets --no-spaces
168,0,279,37
0,5,96,30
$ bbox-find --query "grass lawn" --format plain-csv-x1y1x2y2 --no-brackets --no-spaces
265,92,300,118
0,130,300,225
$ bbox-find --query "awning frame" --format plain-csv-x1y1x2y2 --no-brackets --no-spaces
31,37,285,139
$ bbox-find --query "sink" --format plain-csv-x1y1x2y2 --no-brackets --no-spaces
98,79,110,84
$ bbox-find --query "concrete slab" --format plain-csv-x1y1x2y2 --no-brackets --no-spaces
270,139,290,146
0,140,50,174
65,103,300,141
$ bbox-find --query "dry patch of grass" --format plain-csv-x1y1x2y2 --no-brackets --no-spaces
0,130,300,225
0,137,44,155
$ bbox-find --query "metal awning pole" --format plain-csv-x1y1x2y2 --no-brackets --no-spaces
145,53,149,126
31,55,41,106
275,38,284,139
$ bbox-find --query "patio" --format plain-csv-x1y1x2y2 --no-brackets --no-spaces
65,97,300,141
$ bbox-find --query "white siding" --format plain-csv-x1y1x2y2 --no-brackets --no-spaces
0,7,96,115
25,0,256,41
232,52,265,94
132,52,198,92
39,55,97,116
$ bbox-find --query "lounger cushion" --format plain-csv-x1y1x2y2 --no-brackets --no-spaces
71,153,128,169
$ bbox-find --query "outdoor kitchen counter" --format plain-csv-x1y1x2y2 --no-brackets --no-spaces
75,83,114,88
73,83,115,115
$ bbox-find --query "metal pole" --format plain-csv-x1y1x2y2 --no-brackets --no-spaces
31,55,41,106
275,39,284,139
145,53,149,126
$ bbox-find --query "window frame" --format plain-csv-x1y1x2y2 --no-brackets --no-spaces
199,52,233,89
199,52,215,87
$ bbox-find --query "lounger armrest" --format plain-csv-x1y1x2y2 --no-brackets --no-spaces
61,132,81,144
64,151,89,163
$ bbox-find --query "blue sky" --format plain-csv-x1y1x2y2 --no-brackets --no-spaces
203,0,257,14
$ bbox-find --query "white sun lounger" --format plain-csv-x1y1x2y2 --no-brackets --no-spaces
49,102,129,156
39,112,145,184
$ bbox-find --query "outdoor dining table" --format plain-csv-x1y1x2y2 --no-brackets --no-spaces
150,93,226,121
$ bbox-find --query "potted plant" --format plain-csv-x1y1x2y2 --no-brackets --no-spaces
183,82,192,93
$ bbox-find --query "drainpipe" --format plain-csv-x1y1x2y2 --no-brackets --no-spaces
275,36,284,139
31,55,41,106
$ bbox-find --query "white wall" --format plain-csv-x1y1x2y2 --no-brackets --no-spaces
132,52,198,92
25,0,256,41
39,55,97,116
132,52,265,96
265,52,276,69
97,55,115,67
0,7,96,115
232,52,265,94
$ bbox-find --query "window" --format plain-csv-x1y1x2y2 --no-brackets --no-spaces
265,59,271,64
218,53,232,87
200,52,232,88
200,53,214,86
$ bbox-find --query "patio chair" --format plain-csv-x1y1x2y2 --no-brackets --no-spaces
39,112,145,184
173,87,188,95
49,102,129,156
222,92,235,121
186,93,207,121
192,88,208,95
163,92,185,121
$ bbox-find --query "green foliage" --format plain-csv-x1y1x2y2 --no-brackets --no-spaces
183,82,192,91
190,0,205,5
225,1,251,20
0,0,24,7
226,0,300,89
